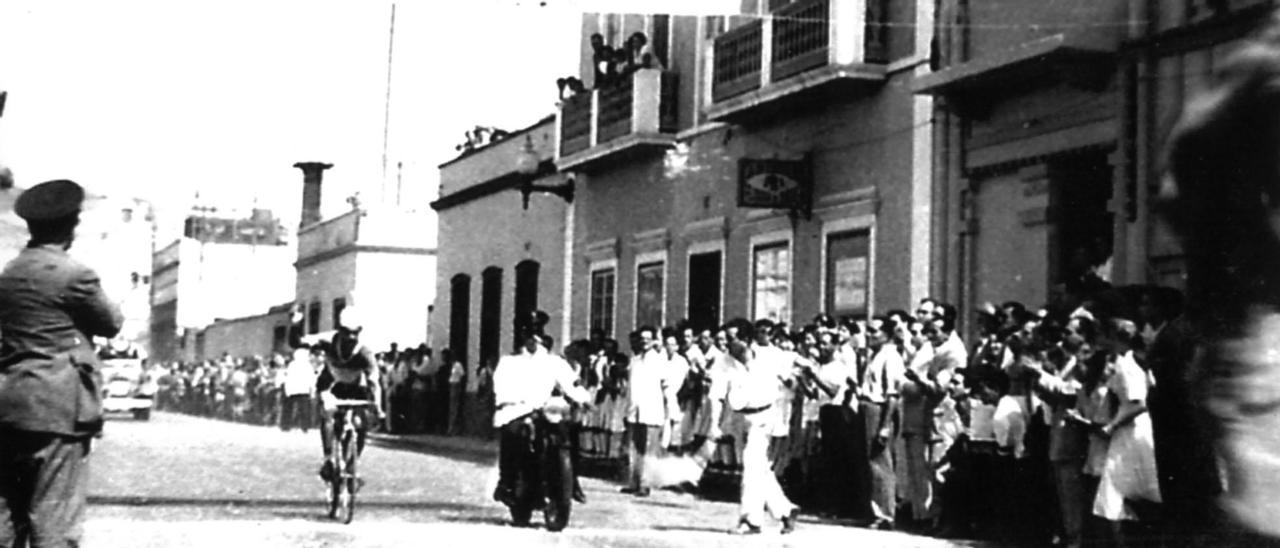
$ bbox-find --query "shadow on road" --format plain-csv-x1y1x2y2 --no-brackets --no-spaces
89,494,484,514
651,524,730,534
365,436,495,466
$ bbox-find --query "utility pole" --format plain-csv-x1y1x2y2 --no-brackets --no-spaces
380,4,397,204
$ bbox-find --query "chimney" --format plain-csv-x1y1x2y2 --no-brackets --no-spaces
293,162,332,228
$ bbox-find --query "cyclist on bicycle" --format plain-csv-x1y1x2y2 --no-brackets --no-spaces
289,304,385,482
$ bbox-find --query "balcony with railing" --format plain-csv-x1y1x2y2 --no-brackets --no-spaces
556,68,680,172
708,0,888,122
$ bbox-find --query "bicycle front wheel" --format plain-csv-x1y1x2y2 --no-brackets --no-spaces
327,450,342,519
340,428,359,524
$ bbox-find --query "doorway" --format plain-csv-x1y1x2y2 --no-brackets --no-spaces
687,251,722,332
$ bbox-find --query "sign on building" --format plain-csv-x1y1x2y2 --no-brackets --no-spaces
737,156,812,218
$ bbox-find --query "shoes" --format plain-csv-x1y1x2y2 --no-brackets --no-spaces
781,508,799,534
730,517,762,535
633,487,651,498
870,519,895,531
572,485,587,504
619,486,638,494
492,486,516,507
318,460,334,482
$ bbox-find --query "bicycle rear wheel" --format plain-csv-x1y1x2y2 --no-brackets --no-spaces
340,428,359,524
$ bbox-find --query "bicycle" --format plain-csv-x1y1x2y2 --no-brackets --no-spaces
326,399,373,524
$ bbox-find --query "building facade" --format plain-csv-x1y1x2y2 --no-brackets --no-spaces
292,163,436,354
913,0,1273,333
431,117,570,435
558,0,936,341
198,303,293,361
149,208,294,363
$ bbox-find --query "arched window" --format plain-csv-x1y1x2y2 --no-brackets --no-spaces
480,267,503,369
449,274,471,366
512,260,541,350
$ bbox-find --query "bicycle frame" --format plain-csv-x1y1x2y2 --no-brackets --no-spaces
327,399,372,523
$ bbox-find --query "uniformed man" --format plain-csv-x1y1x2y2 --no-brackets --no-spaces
0,179,123,548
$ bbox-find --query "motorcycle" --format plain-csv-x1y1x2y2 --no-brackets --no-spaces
507,397,576,532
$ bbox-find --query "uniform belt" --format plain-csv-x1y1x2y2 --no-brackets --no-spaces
738,404,772,415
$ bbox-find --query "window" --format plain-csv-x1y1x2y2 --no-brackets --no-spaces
513,260,540,350
635,261,665,328
703,15,726,40
480,267,502,368
307,301,322,334
603,13,622,46
449,274,471,366
753,242,790,323
273,325,287,353
826,231,870,318
651,14,671,68
768,0,792,11
590,268,616,337
332,297,346,330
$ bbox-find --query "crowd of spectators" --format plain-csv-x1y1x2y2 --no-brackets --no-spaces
556,30,664,101
555,282,1196,546
147,278,1200,545
152,342,473,437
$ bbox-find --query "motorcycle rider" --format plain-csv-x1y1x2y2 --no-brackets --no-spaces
491,314,591,508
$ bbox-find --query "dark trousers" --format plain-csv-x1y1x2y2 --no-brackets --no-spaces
0,431,89,548
626,423,661,491
818,405,860,517
280,394,311,431
497,420,532,493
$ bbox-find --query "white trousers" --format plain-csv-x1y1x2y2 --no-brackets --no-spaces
739,410,796,525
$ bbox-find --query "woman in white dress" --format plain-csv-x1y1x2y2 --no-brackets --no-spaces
1092,317,1161,544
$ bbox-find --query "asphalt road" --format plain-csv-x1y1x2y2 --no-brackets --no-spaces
83,412,988,547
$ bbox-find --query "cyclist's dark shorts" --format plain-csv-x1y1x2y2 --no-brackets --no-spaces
330,382,371,400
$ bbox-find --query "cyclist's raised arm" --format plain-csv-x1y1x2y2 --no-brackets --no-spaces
288,305,307,350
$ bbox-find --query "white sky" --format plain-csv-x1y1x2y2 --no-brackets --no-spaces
0,0,736,239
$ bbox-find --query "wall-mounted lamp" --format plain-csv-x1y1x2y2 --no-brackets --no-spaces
516,135,574,210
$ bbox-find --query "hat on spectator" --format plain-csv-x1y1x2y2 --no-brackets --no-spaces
14,179,84,222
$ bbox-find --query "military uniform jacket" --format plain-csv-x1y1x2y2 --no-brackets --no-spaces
0,244,123,436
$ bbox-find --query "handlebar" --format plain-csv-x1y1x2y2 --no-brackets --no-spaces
330,399,376,408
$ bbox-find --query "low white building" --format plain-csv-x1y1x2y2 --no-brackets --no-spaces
292,162,436,354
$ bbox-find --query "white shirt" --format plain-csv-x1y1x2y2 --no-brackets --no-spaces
726,345,790,413
492,347,589,427
282,350,316,397
627,348,672,426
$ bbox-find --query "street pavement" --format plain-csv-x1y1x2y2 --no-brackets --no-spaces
84,412,993,547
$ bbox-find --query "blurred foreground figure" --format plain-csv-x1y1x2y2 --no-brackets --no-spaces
1162,9,1280,545
0,180,123,547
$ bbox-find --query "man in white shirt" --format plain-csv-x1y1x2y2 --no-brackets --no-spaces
859,316,906,529
622,325,671,497
727,319,800,535
279,346,317,432
491,325,590,506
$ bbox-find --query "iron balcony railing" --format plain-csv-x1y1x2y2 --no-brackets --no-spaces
712,0,888,103
559,93,593,157
712,19,764,103
557,69,679,161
